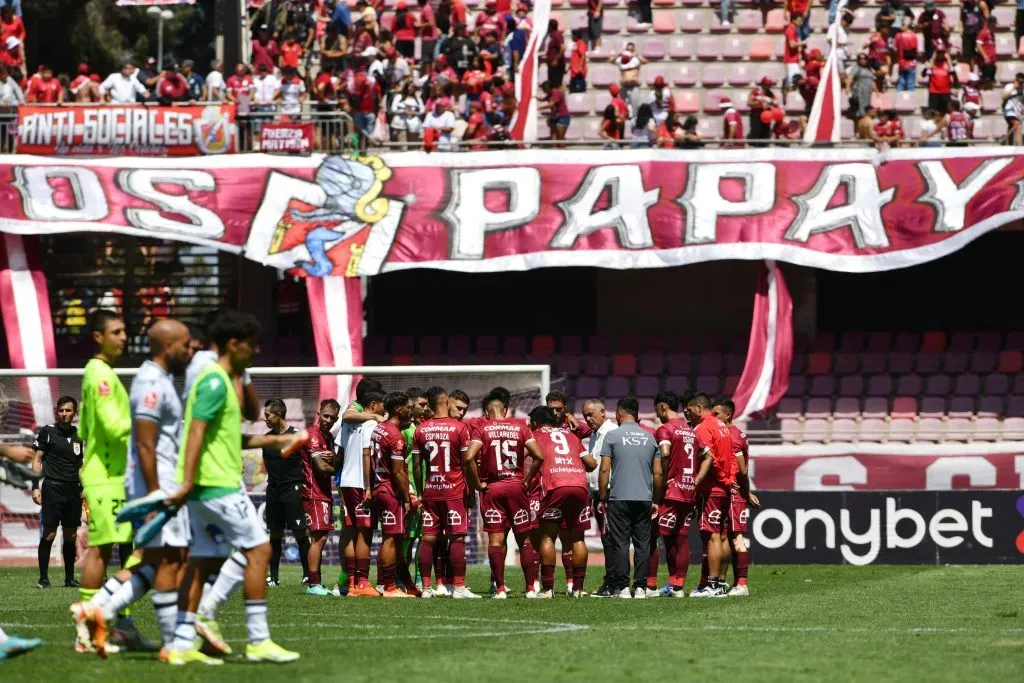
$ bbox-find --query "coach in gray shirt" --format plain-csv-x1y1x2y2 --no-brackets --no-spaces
595,397,662,599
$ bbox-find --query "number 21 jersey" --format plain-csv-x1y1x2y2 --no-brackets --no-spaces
470,418,535,484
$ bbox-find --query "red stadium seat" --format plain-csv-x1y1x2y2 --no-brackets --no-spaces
997,350,1024,373
611,354,637,377
806,352,832,375
764,9,786,32
668,36,695,59
892,397,918,419
653,11,677,33
531,335,556,357
736,10,762,33
679,10,704,33
749,36,775,60
674,90,701,112
702,64,727,87
392,354,414,366
673,63,699,87
920,330,946,353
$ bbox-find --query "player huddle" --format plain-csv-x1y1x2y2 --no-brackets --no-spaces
266,379,758,601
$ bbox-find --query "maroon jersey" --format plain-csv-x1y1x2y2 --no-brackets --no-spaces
533,426,588,492
412,417,471,501
656,418,706,503
301,425,335,503
471,418,535,483
559,417,592,441
728,424,750,490
695,412,736,494
370,421,407,496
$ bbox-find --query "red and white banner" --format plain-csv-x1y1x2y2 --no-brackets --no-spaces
16,104,237,156
733,260,793,419
510,0,550,141
750,443,1024,491
306,276,364,405
804,1,845,144
0,148,1023,277
0,234,56,428
260,122,314,154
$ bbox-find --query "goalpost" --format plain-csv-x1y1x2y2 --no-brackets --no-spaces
0,365,552,568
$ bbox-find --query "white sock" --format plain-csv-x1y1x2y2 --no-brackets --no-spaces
151,590,178,646
198,551,246,620
0,625,7,643
244,599,269,645
101,565,156,622
171,611,197,652
89,575,124,607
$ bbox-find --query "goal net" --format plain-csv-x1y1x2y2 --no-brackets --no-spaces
0,365,553,568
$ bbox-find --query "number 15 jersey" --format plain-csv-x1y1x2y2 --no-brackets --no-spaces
656,417,706,504
470,418,536,484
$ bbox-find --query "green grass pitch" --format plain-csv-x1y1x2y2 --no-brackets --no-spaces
1,564,1022,682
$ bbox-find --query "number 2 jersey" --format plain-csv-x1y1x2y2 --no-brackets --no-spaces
470,418,536,484
656,417,706,504
370,421,408,497
301,425,336,503
412,417,471,501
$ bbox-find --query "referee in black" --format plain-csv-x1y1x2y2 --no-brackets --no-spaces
262,398,312,586
31,395,83,589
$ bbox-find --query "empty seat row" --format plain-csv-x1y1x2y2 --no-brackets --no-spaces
780,414,1024,444
779,395,1024,419
797,351,1024,375
787,373,1024,398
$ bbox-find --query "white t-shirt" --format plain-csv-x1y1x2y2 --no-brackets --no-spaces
826,24,849,63
339,419,377,488
279,77,305,114
423,110,456,150
206,70,225,100
100,73,147,103
587,418,618,492
252,74,280,106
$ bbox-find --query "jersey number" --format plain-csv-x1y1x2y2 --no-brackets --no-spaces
550,431,571,455
426,441,451,473
490,439,518,471
683,443,694,475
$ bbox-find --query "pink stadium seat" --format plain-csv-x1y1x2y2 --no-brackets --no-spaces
997,33,1016,58
765,8,786,32
653,0,676,5
866,375,893,397
831,419,857,441
749,36,774,60
833,353,859,375
948,397,975,418
1009,397,1024,416
997,61,1023,85
895,374,922,395
709,15,732,34
612,354,637,377
555,355,582,375
724,36,748,60
873,91,893,112
851,9,874,32
627,16,652,33
1006,418,1024,440
604,12,624,34
653,11,676,33
679,10,704,32
645,64,670,86
568,92,592,115
668,36,694,59
806,397,831,418
570,13,589,32
833,397,861,419
636,376,660,397
665,375,689,394
998,350,1023,373
697,353,723,375
887,352,913,374
673,63,699,86
894,332,918,352
970,351,997,373
892,397,917,419
593,90,612,115
728,63,755,86
780,418,803,443
576,377,600,398
777,397,803,419
916,417,944,442
667,354,690,375
995,6,1016,29
803,419,829,442
806,352,832,375
859,418,887,442
675,90,701,113
978,396,1003,417
569,0,588,6
591,64,618,88
643,39,667,59
971,117,995,140
736,10,762,32
606,377,630,398
924,374,951,396
974,417,1001,441
584,356,610,376
638,355,664,376
916,353,941,373
945,417,972,442
697,36,720,60
392,354,414,366
982,89,1002,114
984,373,1010,395
785,93,807,114
696,117,719,139
954,373,981,396
862,397,888,420
888,418,916,442
787,375,807,396
704,89,731,112
531,335,555,357
697,375,721,395
838,375,863,396
942,352,969,374
702,63,727,86
892,91,916,114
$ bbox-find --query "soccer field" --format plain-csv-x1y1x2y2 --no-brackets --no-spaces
1,564,1022,682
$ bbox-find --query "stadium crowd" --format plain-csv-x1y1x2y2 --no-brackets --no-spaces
3,0,1023,146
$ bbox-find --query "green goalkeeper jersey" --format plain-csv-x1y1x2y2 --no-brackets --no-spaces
78,358,131,485
177,362,243,497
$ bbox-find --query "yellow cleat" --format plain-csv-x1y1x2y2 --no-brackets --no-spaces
196,614,232,655
245,639,301,664
165,647,224,666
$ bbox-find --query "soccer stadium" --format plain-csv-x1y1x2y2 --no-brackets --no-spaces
0,0,1021,681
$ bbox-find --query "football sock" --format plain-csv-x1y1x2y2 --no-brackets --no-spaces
79,587,97,604
381,563,397,591
417,539,434,588
151,590,178,646
561,551,573,586
296,534,311,578
269,537,283,581
519,542,539,589
309,569,321,587
245,599,270,644
198,551,246,620
572,563,587,592
37,537,53,582
343,556,356,587
487,547,506,589
102,564,155,622
171,611,197,652
396,556,415,589
699,551,710,587
355,558,371,586
91,575,124,607
647,539,660,588
434,537,448,585
541,563,555,592
449,537,467,587
670,535,691,588
62,538,76,582
735,551,749,587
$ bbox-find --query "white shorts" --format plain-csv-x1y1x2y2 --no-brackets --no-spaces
785,63,804,87
145,504,191,549
187,491,269,558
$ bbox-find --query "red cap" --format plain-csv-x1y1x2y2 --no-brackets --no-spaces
435,54,448,66
653,75,665,87
609,82,620,95
77,63,89,75
501,81,515,95
759,76,775,86
397,0,406,6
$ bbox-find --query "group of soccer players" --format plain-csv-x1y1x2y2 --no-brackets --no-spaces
264,377,758,601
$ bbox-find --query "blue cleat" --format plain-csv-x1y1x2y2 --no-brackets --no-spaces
0,635,42,661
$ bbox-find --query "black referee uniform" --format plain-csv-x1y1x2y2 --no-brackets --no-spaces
263,427,311,583
33,423,83,587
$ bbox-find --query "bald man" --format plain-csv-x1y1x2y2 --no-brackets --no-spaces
77,319,193,657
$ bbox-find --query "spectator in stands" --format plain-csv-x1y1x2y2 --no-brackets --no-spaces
504,18,528,76
251,62,280,133
876,0,915,32
828,11,852,67
945,99,973,145
463,100,489,149
423,97,456,151
786,0,811,41
917,0,950,61
69,63,99,102
636,0,652,27
720,0,734,26
390,80,424,149
866,25,891,72
475,0,505,41
100,62,149,104
226,62,254,108
721,97,744,146
445,22,477,75
280,29,304,74
350,15,376,57
856,105,878,141
331,0,352,36
206,60,226,101
925,48,956,114
321,22,347,72
747,76,776,142
348,65,381,149
614,43,646,117
538,79,570,143
608,82,628,136
588,0,603,49
136,57,160,99
647,75,673,125
783,15,806,102
155,63,189,104
277,65,306,118
26,65,62,103
794,73,819,121
655,111,680,148
180,59,204,102
598,103,621,147
569,29,588,93
918,109,944,146
390,1,415,59
479,32,503,75
960,0,989,66
962,72,982,108
846,53,875,118
383,47,411,89
355,1,378,36
0,64,23,105
252,24,280,73
893,19,919,91
417,0,439,64
0,4,23,76
977,16,997,87
366,47,386,85
629,103,656,147
1002,72,1024,145
545,19,566,87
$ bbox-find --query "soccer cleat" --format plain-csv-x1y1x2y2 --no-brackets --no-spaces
158,647,170,663
572,590,589,598
306,584,333,597
334,583,349,597
401,582,423,598
381,587,416,599
728,584,750,597
349,583,382,597
689,585,711,598
645,587,660,598
0,634,43,661
591,585,616,598
420,587,434,598
493,588,508,600
195,615,232,655
632,586,648,599
166,647,224,666
70,603,91,652
84,604,110,659
490,580,498,596
64,578,81,588
245,639,301,664
266,577,281,587
375,584,384,593
525,590,539,599
109,617,159,652
662,586,687,598
708,584,729,598
37,578,50,589
536,589,554,599
452,586,482,599
617,587,632,599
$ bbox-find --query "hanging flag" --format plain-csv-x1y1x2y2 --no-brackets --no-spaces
509,0,552,142
733,260,794,420
803,1,846,143
305,275,364,405
0,234,57,428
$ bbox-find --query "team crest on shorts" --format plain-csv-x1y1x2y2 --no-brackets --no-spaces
381,510,397,526
707,510,722,523
659,512,677,528
739,509,750,525
355,504,372,519
484,508,502,525
448,510,463,526
422,510,435,525
513,509,530,526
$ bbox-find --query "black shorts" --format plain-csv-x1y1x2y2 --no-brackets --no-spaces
265,483,307,535
40,479,82,530
396,39,415,59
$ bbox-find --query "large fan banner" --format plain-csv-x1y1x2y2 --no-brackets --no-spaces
0,148,1022,276
16,104,237,157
